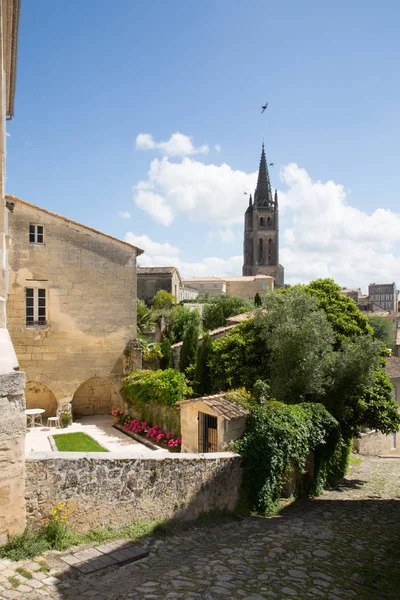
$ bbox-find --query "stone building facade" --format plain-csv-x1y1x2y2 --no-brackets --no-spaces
7,195,143,417
182,274,274,301
368,282,398,313
137,266,181,305
242,143,284,287
0,0,27,542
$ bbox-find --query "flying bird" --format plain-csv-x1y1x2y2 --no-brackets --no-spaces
244,192,248,195
261,102,268,113
269,162,274,167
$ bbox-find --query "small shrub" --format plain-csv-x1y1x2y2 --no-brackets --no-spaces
159,337,173,370
122,369,192,407
153,290,175,309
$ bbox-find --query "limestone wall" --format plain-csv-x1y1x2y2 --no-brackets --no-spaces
353,430,399,456
0,330,26,543
7,198,139,410
25,453,242,532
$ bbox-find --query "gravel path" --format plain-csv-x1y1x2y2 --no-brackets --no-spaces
1,456,399,600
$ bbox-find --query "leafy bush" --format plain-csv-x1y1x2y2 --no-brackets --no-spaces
368,315,393,348
159,337,173,370
203,295,253,331
254,292,262,307
179,323,199,374
164,305,201,344
125,399,181,434
209,318,270,391
236,400,345,514
152,290,175,309
122,369,192,407
136,299,156,333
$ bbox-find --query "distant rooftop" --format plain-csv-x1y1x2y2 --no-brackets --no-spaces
137,266,178,275
182,275,274,282
386,356,400,380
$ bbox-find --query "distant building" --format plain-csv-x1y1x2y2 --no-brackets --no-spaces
137,266,181,305
179,284,198,302
368,283,398,313
242,143,284,286
341,288,361,304
182,274,274,301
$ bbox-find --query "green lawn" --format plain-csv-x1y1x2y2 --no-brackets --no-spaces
53,432,108,452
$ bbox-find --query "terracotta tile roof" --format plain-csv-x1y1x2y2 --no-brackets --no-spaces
386,356,400,379
7,194,144,254
177,393,250,420
137,266,178,275
182,275,274,283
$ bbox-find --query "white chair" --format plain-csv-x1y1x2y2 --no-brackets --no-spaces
46,403,72,428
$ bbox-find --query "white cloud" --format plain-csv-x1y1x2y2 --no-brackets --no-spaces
133,156,256,226
118,210,131,219
132,136,400,289
279,163,400,290
125,233,180,257
136,132,209,157
126,231,241,278
214,144,222,152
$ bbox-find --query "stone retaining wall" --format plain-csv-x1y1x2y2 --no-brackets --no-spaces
25,452,242,532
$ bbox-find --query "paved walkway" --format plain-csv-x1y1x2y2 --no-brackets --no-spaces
25,415,166,456
0,456,399,600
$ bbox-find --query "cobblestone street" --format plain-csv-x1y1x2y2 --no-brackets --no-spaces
1,456,399,600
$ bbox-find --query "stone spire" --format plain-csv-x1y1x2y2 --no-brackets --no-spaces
254,143,273,208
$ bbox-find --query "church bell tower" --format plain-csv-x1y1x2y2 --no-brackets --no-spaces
242,143,284,286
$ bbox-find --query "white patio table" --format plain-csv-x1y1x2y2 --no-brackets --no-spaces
26,408,45,428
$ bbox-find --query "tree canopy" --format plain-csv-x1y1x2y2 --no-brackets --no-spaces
207,280,400,436
153,290,175,310
367,315,393,348
202,294,253,331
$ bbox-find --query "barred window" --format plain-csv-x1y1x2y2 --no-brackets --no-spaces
29,224,44,244
25,288,46,326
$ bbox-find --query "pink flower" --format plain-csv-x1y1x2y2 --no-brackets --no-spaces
156,433,165,441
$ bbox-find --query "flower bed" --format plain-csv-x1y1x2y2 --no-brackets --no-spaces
122,417,182,451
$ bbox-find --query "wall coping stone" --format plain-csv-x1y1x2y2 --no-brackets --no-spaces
26,450,240,462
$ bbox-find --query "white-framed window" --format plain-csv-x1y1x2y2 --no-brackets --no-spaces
29,224,44,244
392,386,397,402
25,288,47,326
200,283,204,289
213,283,217,288
391,433,397,450
262,283,266,290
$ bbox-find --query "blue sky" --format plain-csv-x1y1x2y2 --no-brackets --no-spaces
6,0,400,290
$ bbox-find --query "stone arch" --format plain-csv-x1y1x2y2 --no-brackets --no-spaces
258,238,263,263
25,381,57,418
72,377,121,416
267,216,272,227
259,217,264,226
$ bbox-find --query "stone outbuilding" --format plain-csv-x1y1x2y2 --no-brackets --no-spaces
177,393,250,453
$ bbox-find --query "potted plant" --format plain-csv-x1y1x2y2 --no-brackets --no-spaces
111,408,124,424
60,410,72,428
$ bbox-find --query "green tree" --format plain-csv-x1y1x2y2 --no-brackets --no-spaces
136,299,156,334
303,278,372,347
259,289,335,404
367,315,393,348
203,294,253,330
254,292,262,307
153,290,175,310
179,323,199,374
164,305,201,344
193,332,213,395
208,283,400,436
159,337,173,370
202,303,225,331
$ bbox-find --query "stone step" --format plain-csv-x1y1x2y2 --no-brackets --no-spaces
59,541,149,575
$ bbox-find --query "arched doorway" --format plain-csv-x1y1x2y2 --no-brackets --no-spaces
72,377,119,416
25,381,57,418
